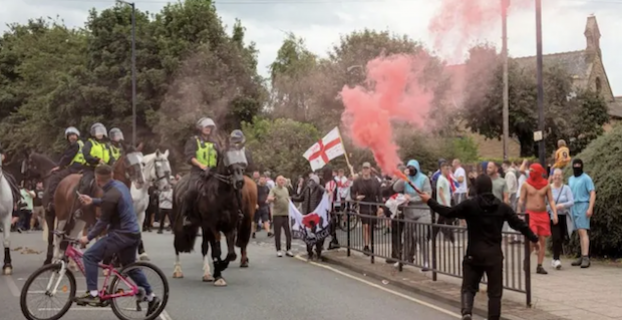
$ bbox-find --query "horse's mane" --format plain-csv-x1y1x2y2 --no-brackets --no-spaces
31,152,58,167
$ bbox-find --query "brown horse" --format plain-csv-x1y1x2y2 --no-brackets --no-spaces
237,175,256,268
22,150,144,264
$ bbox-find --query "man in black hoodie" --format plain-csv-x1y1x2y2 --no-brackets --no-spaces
420,174,539,320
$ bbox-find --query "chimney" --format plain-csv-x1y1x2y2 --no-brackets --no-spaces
584,14,602,60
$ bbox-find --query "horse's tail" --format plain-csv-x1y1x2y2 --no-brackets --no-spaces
174,224,199,253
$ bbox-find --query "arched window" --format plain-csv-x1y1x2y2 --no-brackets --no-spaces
596,77,602,93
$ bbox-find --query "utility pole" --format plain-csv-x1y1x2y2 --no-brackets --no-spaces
502,0,510,161
117,0,137,147
535,0,546,167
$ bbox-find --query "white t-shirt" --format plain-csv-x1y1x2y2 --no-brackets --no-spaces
159,189,173,210
453,167,467,194
436,175,452,205
266,179,275,190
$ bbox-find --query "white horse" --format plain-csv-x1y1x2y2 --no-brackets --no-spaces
0,155,14,275
131,149,172,261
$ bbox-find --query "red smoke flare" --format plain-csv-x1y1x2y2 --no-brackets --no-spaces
340,54,433,175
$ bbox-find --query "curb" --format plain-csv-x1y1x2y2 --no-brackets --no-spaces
321,254,515,320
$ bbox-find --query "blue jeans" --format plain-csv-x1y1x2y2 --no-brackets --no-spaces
83,232,152,294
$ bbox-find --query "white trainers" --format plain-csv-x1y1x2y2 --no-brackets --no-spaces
551,259,562,270
277,251,283,257
285,251,294,257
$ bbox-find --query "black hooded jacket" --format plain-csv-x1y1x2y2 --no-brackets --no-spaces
426,175,538,265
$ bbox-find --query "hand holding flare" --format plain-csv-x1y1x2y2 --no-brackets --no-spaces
394,170,422,194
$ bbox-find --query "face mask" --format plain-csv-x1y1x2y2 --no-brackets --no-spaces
572,166,583,177
407,166,417,177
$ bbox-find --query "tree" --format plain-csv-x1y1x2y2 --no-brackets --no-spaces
564,124,622,257
565,90,610,154
460,43,602,157
242,117,320,178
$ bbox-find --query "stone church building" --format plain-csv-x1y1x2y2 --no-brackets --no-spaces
452,14,621,159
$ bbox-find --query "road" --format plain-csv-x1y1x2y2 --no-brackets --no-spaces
1,230,483,320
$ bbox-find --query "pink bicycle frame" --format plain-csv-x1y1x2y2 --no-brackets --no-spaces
64,243,139,300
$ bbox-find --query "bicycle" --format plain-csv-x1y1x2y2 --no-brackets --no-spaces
20,231,169,320
336,203,387,232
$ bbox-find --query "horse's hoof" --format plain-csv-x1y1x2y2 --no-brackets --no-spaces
240,259,249,268
202,274,214,282
214,278,227,287
3,266,13,275
172,272,184,279
226,252,237,262
139,253,150,261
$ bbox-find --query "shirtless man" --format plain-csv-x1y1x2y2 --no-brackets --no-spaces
518,163,558,274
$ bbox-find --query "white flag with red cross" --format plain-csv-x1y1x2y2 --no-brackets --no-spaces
303,127,346,171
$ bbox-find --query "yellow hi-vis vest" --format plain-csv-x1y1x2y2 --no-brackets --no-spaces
88,138,111,165
69,140,86,165
195,137,217,168
110,145,121,162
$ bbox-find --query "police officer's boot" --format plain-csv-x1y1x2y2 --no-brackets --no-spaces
461,292,475,320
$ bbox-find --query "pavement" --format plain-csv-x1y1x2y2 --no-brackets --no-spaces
309,228,622,320
1,229,487,320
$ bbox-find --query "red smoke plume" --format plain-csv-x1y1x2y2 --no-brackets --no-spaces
340,54,433,174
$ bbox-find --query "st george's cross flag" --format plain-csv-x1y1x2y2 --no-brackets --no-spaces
303,127,346,171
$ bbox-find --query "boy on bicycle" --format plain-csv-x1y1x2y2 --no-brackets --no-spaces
76,165,161,314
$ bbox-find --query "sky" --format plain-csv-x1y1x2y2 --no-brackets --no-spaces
1,0,621,96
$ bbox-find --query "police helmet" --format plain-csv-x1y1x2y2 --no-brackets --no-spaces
230,129,246,145
65,127,80,139
90,123,108,137
109,128,124,141
196,117,216,131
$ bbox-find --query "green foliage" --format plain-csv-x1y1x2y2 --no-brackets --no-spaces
562,124,622,257
440,136,480,164
460,43,606,158
0,0,264,165
241,117,321,178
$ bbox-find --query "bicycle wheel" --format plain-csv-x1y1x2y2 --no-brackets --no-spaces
110,261,169,320
20,263,77,320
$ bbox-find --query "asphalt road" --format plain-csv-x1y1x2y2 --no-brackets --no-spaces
1,230,482,320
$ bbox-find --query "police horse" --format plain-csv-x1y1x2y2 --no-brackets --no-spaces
171,135,250,286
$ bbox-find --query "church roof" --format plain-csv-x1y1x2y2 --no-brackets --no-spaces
512,50,591,79
610,97,622,118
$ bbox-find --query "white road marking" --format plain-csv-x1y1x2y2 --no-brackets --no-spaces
160,310,174,320
4,276,20,297
294,255,461,319
38,308,112,311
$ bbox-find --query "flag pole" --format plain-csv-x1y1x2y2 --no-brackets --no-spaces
336,127,355,177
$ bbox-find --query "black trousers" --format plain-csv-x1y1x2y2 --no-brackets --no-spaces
550,214,569,260
158,208,173,232
273,216,291,251
462,258,503,320
431,215,456,242
390,217,405,259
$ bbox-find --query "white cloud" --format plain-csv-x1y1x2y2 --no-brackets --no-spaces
1,0,620,95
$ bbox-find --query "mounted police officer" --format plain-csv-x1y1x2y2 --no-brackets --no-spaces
108,128,124,165
181,117,219,226
44,127,86,211
229,129,254,175
78,123,111,194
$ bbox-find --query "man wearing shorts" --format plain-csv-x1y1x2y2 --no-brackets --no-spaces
518,163,558,274
350,162,383,256
568,159,595,268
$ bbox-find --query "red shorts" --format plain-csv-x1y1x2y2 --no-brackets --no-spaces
527,211,550,237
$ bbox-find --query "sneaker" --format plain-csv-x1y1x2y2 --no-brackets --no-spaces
363,246,371,256
147,296,161,316
571,257,583,266
580,257,591,268
536,265,548,274
328,242,340,250
551,259,562,270
251,232,256,239
421,262,430,272
462,315,472,320
285,251,294,257
277,251,283,257
267,232,274,238
74,292,101,306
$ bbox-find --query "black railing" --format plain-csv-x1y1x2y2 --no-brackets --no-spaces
332,200,532,307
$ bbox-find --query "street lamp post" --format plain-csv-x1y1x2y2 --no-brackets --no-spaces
535,0,545,167
501,0,509,161
117,0,137,147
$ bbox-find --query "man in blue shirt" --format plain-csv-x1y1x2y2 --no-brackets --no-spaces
75,165,161,314
568,158,596,268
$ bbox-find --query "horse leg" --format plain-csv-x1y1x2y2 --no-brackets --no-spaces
208,231,226,287
2,213,12,275
237,212,252,268
225,230,237,264
172,252,184,279
137,209,149,261
43,209,56,265
201,226,214,282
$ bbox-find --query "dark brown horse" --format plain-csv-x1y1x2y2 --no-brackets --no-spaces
237,175,256,268
22,150,144,265
171,136,252,286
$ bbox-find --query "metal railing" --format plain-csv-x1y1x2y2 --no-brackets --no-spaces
331,200,532,307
